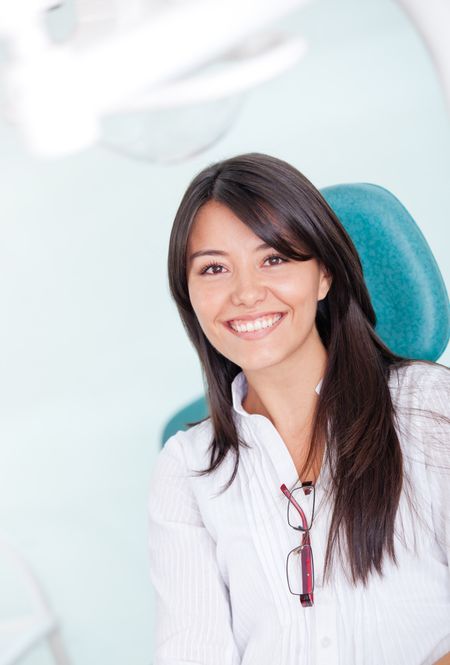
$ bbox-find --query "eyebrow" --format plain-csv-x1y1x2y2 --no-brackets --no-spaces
189,242,272,262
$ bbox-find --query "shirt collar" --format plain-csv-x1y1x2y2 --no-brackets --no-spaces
231,371,323,417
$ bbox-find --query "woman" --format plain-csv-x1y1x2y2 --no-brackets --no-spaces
148,153,450,665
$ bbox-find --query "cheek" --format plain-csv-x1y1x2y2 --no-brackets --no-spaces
276,277,315,305
188,283,220,331
273,273,322,324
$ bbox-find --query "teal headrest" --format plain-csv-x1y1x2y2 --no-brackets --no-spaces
321,183,449,360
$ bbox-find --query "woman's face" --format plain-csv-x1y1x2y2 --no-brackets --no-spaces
186,200,332,373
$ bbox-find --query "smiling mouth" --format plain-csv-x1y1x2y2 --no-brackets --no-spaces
226,312,286,335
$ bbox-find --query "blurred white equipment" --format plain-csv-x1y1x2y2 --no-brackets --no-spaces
395,0,450,112
0,0,310,161
0,532,72,665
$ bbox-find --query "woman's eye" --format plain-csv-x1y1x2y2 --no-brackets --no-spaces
200,263,225,275
264,254,287,266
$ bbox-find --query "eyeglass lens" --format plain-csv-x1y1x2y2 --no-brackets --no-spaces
286,542,314,606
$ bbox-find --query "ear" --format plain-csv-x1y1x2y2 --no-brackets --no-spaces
317,265,332,301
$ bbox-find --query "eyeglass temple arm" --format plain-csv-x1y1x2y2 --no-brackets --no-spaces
280,483,309,530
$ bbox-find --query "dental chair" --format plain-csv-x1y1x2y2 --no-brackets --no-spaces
161,182,450,444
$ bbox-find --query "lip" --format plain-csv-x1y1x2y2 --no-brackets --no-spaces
226,311,285,324
225,312,287,340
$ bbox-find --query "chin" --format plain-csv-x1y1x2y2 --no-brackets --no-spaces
235,354,286,373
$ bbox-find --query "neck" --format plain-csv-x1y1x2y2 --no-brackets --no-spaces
242,329,327,435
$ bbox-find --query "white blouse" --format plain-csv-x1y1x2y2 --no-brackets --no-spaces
148,361,450,665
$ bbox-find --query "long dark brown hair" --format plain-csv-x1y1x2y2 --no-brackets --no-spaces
167,152,434,585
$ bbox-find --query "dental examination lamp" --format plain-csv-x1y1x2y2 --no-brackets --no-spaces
0,0,309,161
396,0,450,113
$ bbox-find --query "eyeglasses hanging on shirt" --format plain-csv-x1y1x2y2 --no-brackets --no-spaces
280,481,315,607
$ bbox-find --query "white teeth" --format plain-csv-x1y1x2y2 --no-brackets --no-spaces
230,313,282,333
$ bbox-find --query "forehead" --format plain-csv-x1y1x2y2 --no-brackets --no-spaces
188,200,261,248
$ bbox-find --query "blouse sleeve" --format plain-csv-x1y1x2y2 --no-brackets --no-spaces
147,432,241,665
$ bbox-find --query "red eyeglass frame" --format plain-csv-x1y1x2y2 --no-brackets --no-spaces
280,481,315,607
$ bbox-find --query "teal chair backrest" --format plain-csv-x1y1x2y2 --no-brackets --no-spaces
161,183,450,444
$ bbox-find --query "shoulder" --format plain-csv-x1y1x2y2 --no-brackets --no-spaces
149,419,213,502
388,358,450,388
388,361,450,470
162,418,214,460
150,418,215,487
388,360,450,412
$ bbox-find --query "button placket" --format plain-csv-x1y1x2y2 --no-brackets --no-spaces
313,593,339,665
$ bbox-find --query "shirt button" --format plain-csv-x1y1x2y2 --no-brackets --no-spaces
321,637,332,648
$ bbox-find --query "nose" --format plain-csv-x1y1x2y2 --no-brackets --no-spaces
230,270,267,308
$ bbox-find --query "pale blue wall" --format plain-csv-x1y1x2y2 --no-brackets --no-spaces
0,1,449,664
